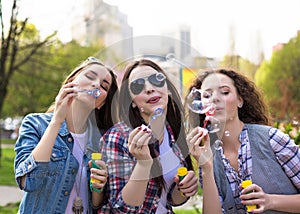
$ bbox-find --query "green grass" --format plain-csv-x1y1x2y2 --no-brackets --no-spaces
174,208,201,214
0,147,19,212
0,147,17,186
0,202,19,214
1,139,16,145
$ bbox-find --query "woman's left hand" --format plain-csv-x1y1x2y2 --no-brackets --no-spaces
240,183,271,213
174,170,198,197
89,160,108,191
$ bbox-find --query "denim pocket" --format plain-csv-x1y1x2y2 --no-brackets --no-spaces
50,147,68,161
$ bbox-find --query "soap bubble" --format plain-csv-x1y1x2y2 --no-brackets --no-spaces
187,87,213,114
214,140,223,150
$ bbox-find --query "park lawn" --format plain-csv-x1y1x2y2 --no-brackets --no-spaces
0,202,19,213
1,139,16,145
174,209,201,214
0,147,17,186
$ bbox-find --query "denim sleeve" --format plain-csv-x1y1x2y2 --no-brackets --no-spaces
14,114,49,191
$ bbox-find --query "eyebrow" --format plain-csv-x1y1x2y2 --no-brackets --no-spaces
102,79,111,85
203,85,230,91
89,70,98,76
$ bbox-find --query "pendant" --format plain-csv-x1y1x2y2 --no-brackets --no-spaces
72,196,83,214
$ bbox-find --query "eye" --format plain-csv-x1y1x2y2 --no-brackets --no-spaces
221,90,229,95
101,84,109,91
202,91,212,99
85,74,95,80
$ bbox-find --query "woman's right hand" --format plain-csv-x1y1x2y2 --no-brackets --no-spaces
53,82,78,124
128,125,153,160
187,127,213,170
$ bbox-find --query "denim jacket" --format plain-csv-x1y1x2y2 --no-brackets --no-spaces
14,113,102,214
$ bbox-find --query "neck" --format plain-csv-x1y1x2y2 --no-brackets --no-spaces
66,104,91,133
220,119,244,149
149,114,166,144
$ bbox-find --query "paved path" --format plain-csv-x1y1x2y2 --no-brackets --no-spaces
0,185,202,210
0,186,23,206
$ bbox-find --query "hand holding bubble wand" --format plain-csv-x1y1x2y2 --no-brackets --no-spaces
187,88,223,166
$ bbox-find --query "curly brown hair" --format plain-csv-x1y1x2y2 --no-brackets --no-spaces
186,68,271,129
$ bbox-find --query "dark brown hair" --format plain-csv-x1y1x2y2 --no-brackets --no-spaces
46,58,118,133
186,68,271,129
119,59,193,191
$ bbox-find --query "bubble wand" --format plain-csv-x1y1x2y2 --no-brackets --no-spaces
147,107,164,128
77,88,101,99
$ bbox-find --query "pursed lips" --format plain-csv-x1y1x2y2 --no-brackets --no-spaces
147,96,160,104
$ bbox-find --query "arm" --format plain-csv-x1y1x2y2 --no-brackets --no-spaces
239,128,300,213
121,126,153,206
32,83,78,161
187,127,222,214
240,184,300,213
101,125,153,212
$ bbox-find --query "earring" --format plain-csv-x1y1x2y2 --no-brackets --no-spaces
238,103,243,108
140,107,144,112
132,102,136,108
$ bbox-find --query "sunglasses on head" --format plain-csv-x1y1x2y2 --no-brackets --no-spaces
85,56,105,66
130,73,166,95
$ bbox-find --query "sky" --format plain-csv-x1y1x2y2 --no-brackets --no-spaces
4,0,300,63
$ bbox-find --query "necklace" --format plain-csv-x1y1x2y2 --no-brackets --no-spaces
71,130,88,214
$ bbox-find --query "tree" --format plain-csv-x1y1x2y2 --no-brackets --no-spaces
219,55,259,81
255,32,300,121
0,0,56,165
2,39,108,117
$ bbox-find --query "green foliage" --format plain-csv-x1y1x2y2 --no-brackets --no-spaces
219,55,259,81
0,148,16,186
2,37,109,117
275,122,300,146
255,33,300,120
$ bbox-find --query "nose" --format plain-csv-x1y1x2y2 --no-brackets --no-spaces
144,81,154,94
92,81,100,88
211,91,220,102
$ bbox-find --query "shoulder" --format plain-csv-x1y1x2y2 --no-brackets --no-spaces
20,113,53,129
105,121,131,136
22,112,53,123
101,121,132,143
245,123,271,132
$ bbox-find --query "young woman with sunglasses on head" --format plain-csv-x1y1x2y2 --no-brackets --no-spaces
14,57,118,213
98,59,198,213
187,68,300,214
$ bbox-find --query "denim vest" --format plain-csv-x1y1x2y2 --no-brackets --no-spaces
214,124,299,214
14,113,102,213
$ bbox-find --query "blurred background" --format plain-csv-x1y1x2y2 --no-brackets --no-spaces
0,0,299,211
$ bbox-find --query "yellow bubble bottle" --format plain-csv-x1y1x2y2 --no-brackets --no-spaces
90,153,102,192
241,180,257,212
177,167,188,181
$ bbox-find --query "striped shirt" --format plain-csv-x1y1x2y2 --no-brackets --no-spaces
98,121,189,213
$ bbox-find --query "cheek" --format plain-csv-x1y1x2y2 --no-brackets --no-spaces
131,95,144,106
224,98,238,112
95,92,108,107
